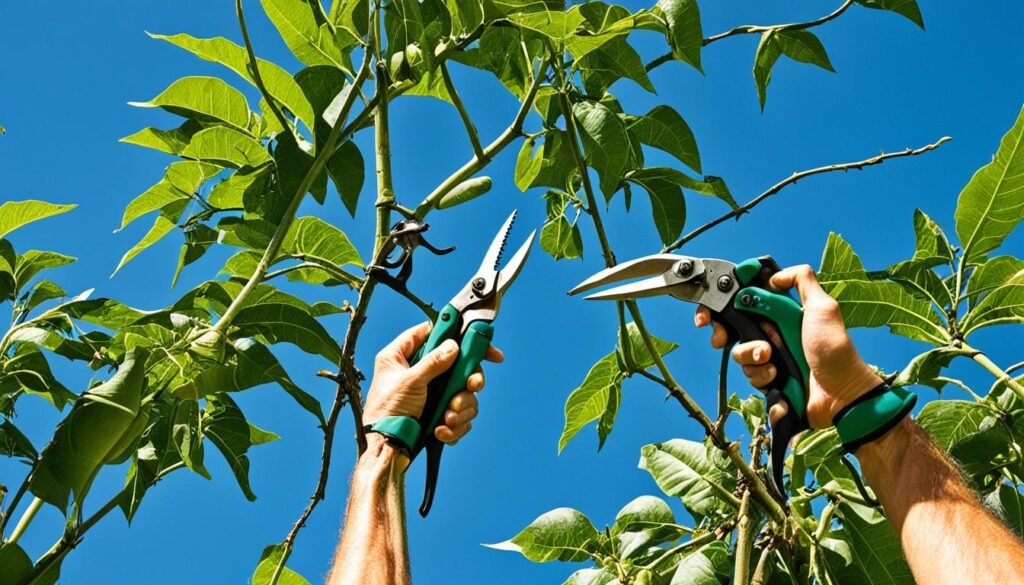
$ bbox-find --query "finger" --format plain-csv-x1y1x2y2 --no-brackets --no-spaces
732,340,772,365
759,321,784,348
378,321,432,364
406,339,459,383
485,345,504,363
445,405,478,427
742,363,777,388
769,265,830,306
694,306,711,328
435,421,472,444
466,369,485,392
710,322,728,349
448,390,478,413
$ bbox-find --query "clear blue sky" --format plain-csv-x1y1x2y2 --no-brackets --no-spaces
2,1,1023,583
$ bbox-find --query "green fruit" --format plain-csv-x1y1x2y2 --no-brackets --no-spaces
389,51,407,79
438,176,492,209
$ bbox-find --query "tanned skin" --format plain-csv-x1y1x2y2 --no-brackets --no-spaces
328,322,502,585
697,265,1024,585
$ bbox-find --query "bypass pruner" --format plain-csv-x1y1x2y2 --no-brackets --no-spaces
569,255,809,500
366,210,535,517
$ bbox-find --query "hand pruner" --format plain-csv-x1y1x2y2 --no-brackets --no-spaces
408,210,534,517
569,255,809,500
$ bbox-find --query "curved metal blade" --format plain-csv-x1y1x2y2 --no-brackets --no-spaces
496,229,536,297
568,254,683,296
582,274,686,301
477,210,517,277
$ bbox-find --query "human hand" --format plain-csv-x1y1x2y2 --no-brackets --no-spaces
362,322,504,444
695,265,882,428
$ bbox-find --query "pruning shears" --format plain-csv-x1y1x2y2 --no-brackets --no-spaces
569,255,808,500
407,210,535,517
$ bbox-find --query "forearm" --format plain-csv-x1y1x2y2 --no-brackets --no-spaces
328,437,411,585
856,417,1024,584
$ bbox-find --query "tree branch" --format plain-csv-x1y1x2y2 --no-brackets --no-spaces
734,490,756,585
236,0,292,136
646,0,856,72
440,62,485,160
663,137,952,253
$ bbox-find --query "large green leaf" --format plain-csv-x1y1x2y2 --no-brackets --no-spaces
120,119,204,156
29,349,148,512
1,345,76,409
955,105,1024,263
261,0,351,70
231,302,342,363
14,250,75,296
114,200,187,274
965,255,1024,310
627,105,701,173
622,321,678,370
916,399,992,452
515,131,576,192
854,0,924,28
611,495,682,560
639,439,737,521
182,126,272,169
578,37,655,96
670,541,731,585
0,543,33,584
822,502,913,585
282,216,363,268
203,394,279,501
774,30,834,72
573,100,631,199
129,76,251,132
150,33,315,129
0,200,76,239
487,507,599,562
962,272,1024,335
251,544,311,585
327,140,365,216
120,161,220,229
985,482,1024,537
624,168,686,245
893,346,973,391
0,419,37,461
565,3,637,61
909,209,954,267
558,353,620,452
657,0,701,71
384,0,425,61
752,31,781,110
119,400,186,521
508,10,585,41
819,233,948,344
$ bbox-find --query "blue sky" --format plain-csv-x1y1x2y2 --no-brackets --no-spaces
2,1,1023,583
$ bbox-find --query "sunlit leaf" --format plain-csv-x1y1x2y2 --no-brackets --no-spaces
627,105,701,173
129,76,252,132
231,302,342,363
558,352,620,452
204,394,279,501
657,0,702,72
573,100,631,199
639,439,737,521
182,126,272,168
854,0,924,28
486,507,599,562
775,30,834,72
0,200,76,240
251,543,311,585
261,0,352,71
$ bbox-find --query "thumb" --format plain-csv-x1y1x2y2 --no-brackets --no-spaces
407,339,459,384
769,265,830,306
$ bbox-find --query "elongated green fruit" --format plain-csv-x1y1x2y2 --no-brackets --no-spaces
438,176,492,209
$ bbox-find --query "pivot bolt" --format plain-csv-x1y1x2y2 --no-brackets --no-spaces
472,277,486,291
717,275,733,292
676,260,694,277
740,294,753,306
441,312,451,322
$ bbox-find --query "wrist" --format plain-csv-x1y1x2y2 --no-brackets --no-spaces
356,435,411,480
852,414,912,465
829,363,884,420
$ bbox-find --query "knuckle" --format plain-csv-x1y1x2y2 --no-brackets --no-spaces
795,264,815,278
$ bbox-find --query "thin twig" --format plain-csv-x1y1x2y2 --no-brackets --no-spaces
663,137,952,253
646,0,856,72
440,62,485,159
236,0,292,136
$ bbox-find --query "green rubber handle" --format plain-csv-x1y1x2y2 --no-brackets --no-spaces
414,303,462,364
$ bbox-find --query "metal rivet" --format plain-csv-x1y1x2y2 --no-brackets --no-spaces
740,294,753,306
717,275,733,292
441,312,451,321
472,277,486,291
676,260,694,276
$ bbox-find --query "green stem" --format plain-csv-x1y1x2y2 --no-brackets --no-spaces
235,0,293,138
641,530,721,571
966,344,1024,401
440,62,485,159
6,496,42,545
750,545,772,585
734,490,756,585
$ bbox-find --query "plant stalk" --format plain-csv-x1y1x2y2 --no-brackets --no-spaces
6,496,42,545
965,344,1024,401
734,490,756,585
440,62,485,159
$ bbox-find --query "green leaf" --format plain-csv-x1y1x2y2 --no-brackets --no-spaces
203,394,278,501
961,271,1024,335
515,131,576,192
819,233,948,344
29,349,148,512
670,541,731,585
129,76,251,131
540,190,583,261
270,133,328,213
639,439,737,521
327,140,366,216
252,544,311,585
893,346,973,391
209,167,273,210
231,302,342,363
282,216,364,268
486,507,599,562
172,398,210,479
728,393,765,437
627,105,701,173
120,161,221,229
774,30,834,72
447,0,484,37
0,419,37,461
182,126,272,168
611,495,683,559
508,10,585,41
854,0,924,28
955,105,1024,263
985,482,1024,537
909,209,954,267
625,168,686,245
596,381,620,450
261,0,351,70
2,345,76,409
573,100,631,199
114,200,187,275
0,200,76,239
0,543,33,584
916,399,992,452
657,0,702,72
565,3,636,61
622,321,678,370
120,119,204,155
965,256,1024,310
822,502,913,585
329,0,369,41
753,31,781,110
384,0,425,62
150,33,315,130
563,568,618,585
558,352,621,452
14,250,75,296
173,224,220,287
578,37,655,96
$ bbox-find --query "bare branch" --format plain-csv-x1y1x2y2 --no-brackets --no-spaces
663,137,952,253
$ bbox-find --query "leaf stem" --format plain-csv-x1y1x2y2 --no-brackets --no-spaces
440,62,485,160
640,530,720,571
235,0,292,137
646,0,856,72
662,137,952,253
6,496,42,545
964,343,1024,401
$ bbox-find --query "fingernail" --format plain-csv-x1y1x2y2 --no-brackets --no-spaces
753,348,761,361
441,339,458,355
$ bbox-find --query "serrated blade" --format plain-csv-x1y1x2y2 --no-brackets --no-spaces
477,210,517,277
496,229,536,297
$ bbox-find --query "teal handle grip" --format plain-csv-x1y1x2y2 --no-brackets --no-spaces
413,303,461,364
